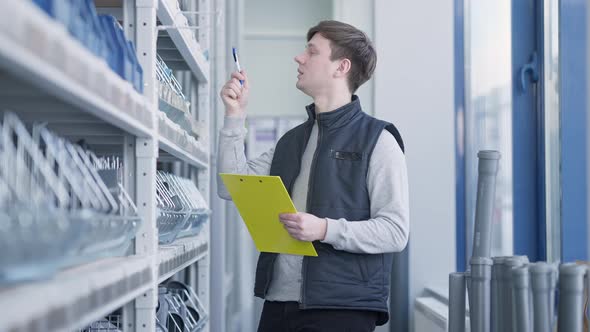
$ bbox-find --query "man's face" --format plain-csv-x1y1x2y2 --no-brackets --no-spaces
294,33,341,96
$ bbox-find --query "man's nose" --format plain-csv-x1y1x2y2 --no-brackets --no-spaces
294,54,304,64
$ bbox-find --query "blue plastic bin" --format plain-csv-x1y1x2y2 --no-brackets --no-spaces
32,0,51,14
136,62,144,93
98,15,123,76
99,15,132,82
116,27,135,84
68,1,87,45
126,41,144,93
31,0,73,30
80,0,104,57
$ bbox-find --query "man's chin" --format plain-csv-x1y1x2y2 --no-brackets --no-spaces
296,80,307,90
295,83,313,97
295,81,304,92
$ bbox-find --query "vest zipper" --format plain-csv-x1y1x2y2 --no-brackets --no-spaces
301,120,322,308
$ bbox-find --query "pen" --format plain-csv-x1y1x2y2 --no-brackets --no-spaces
232,47,244,86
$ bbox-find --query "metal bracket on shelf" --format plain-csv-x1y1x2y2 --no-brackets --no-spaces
157,24,208,31
157,9,222,31
136,0,158,8
136,137,159,158
180,9,223,26
135,136,158,331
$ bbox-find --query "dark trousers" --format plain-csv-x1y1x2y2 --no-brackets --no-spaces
257,301,378,332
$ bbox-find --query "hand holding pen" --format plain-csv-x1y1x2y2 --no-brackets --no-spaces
232,47,244,86
220,47,249,116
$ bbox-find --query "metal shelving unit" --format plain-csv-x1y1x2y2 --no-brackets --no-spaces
0,0,213,331
158,113,209,169
0,3,154,139
158,230,209,283
156,0,210,82
0,256,152,332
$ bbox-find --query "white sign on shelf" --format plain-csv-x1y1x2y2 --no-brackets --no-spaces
246,116,305,159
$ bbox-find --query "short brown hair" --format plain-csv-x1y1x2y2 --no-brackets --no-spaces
307,20,377,93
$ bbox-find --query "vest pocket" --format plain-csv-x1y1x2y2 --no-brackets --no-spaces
357,253,384,283
330,149,363,161
363,253,384,282
310,243,369,284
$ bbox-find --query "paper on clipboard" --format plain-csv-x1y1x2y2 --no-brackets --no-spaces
219,173,318,256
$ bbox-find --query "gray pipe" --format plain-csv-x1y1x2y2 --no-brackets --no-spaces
500,256,526,332
530,262,553,332
557,263,586,332
512,265,531,332
469,257,492,332
549,262,558,329
491,257,506,332
514,255,530,265
515,256,531,330
465,268,472,329
449,272,466,332
471,151,500,259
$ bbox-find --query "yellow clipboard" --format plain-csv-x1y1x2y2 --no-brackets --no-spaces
219,173,318,256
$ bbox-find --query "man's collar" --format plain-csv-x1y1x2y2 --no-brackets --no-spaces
305,95,362,128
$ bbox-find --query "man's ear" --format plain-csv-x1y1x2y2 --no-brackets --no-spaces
335,58,352,77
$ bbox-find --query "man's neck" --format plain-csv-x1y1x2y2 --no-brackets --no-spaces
313,92,352,114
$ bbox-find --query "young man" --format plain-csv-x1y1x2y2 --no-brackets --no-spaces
218,20,409,332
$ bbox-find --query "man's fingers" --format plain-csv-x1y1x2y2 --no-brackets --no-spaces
283,224,295,233
283,225,302,239
222,77,243,98
241,70,249,89
221,88,234,99
279,213,299,221
230,78,242,87
283,224,297,231
228,81,242,95
241,69,250,90
231,71,245,81
228,70,249,90
280,219,300,229
225,84,242,99
223,87,237,99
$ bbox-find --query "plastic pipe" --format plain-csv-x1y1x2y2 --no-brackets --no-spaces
512,265,531,332
548,262,558,330
465,269,472,330
558,263,586,332
501,257,526,332
449,272,466,332
491,257,506,332
530,262,553,332
470,257,493,332
471,151,501,259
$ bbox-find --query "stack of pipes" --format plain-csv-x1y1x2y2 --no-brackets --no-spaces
448,151,588,332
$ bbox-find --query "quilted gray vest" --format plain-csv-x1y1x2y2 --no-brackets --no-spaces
254,96,404,325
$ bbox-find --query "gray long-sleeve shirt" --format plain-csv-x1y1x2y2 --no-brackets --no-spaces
217,115,409,302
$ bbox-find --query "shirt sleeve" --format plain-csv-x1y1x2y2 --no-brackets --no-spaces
216,115,275,200
320,129,410,254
